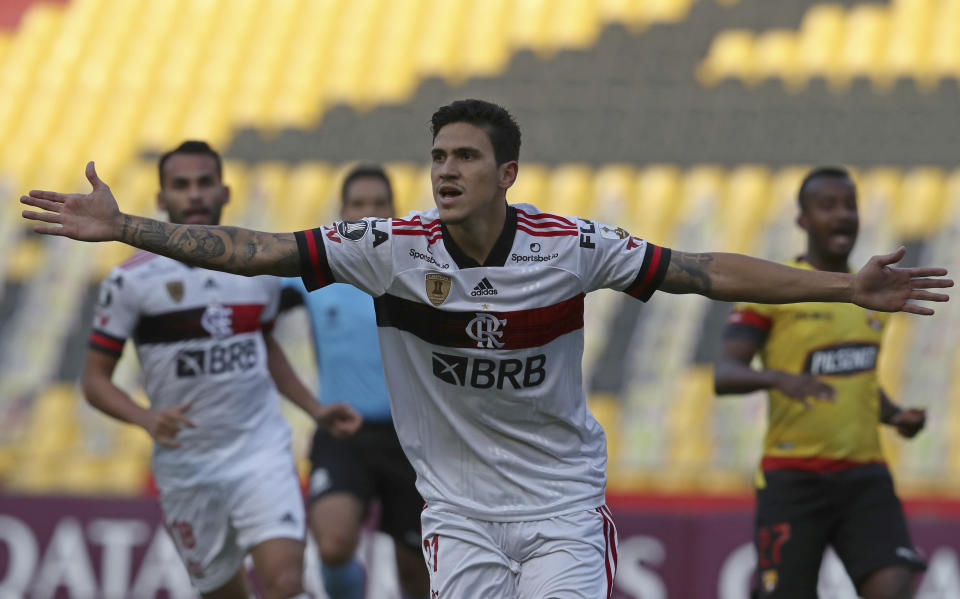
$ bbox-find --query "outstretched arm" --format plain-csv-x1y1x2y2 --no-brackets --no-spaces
660,250,952,315
117,215,301,276
21,162,301,277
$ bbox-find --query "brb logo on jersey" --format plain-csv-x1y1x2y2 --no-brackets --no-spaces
175,339,259,377
201,303,234,339
432,352,546,390
466,313,506,348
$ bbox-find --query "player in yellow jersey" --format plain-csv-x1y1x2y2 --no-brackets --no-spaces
715,167,928,599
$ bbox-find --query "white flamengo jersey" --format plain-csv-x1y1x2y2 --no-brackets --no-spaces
89,253,291,492
295,204,671,521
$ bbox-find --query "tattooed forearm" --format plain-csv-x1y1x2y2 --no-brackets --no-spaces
119,214,300,276
660,251,713,295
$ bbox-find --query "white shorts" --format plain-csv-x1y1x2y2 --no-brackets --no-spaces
420,504,618,599
158,457,306,593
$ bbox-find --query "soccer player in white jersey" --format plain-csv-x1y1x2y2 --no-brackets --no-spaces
79,141,361,599
22,101,952,599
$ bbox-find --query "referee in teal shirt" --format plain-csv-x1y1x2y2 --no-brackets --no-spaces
281,165,429,599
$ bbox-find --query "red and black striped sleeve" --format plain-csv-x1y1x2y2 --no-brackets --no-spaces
623,244,672,302
89,330,126,357
724,308,773,343
295,228,336,292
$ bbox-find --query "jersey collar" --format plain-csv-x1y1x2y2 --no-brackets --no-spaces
440,205,518,269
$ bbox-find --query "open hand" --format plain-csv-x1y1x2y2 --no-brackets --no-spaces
142,402,196,448
852,247,952,315
312,403,363,438
890,408,926,439
21,161,122,242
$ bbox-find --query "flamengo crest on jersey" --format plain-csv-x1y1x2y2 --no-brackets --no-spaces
88,253,291,492
294,204,671,521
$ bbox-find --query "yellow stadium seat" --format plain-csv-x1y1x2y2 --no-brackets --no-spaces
698,30,756,86
6,239,46,283
326,0,380,105
272,1,343,126
386,163,431,217
895,168,947,238
416,0,469,78
599,0,644,26
282,162,337,231
117,425,153,458
723,165,772,253
461,0,511,75
841,5,889,81
548,0,601,50
640,0,695,24
412,165,438,214
0,445,19,480
546,164,594,216
666,366,714,479
877,314,911,398
588,393,622,466
366,1,423,101
221,161,251,224
32,384,76,423
93,243,138,281
945,169,960,217
754,30,800,86
860,168,903,216
510,0,551,51
634,165,682,245
8,456,63,493
770,166,808,213
593,164,638,222
249,162,292,228
796,4,845,80
882,0,935,83
102,457,148,495
509,164,550,208
60,456,109,495
682,165,727,218
929,0,960,79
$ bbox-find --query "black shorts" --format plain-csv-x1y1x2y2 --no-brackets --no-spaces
308,420,423,550
754,463,926,598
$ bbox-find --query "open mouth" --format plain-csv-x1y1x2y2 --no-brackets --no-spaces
829,226,857,244
438,185,463,200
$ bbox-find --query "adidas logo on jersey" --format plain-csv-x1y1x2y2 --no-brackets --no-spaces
471,278,498,297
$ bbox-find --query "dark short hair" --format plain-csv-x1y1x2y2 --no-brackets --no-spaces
430,99,521,165
798,166,854,209
341,164,393,204
158,140,223,187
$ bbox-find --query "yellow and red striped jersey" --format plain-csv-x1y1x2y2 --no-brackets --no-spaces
728,259,890,477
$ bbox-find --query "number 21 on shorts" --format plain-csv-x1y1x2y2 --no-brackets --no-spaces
423,535,439,572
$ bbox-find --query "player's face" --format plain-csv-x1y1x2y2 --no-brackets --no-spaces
430,122,517,225
157,154,229,226
798,177,859,259
341,177,394,221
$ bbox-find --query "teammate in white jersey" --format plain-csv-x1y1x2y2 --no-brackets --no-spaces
23,102,952,599
79,141,361,599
